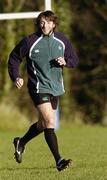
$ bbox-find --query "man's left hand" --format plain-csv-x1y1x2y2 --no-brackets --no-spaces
55,57,66,66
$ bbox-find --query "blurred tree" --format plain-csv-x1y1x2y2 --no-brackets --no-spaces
70,0,107,123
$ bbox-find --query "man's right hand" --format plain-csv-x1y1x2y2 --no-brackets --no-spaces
15,77,24,89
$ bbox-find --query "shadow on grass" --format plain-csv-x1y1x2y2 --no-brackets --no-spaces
0,165,56,172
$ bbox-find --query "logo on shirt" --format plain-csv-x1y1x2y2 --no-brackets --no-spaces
42,96,49,102
35,49,40,53
58,46,62,50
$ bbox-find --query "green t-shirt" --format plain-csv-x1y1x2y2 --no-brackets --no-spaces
29,34,65,96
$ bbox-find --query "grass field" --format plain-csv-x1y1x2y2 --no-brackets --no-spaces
0,123,107,180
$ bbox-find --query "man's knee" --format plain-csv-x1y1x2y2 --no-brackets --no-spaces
38,118,55,129
44,118,55,128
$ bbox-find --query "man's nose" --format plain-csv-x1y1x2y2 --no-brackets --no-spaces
43,22,48,27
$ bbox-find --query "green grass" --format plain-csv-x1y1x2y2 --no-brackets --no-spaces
0,123,107,180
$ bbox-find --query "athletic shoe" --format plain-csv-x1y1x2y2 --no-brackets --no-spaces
13,137,25,163
56,159,72,171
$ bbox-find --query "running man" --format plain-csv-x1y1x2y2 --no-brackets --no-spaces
8,10,79,171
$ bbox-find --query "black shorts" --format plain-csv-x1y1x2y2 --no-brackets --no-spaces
28,90,59,108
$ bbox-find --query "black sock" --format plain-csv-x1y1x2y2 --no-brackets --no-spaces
44,128,61,163
20,122,44,146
